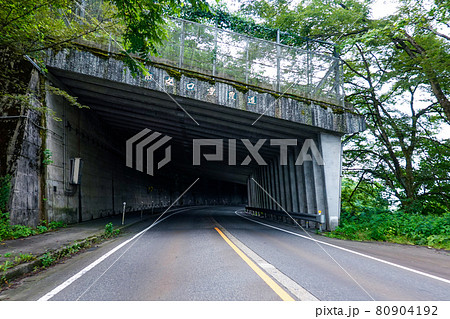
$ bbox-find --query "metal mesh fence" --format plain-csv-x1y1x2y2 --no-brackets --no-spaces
72,9,344,107
155,18,344,106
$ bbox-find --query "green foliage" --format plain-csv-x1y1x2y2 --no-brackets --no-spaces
48,221,67,229
104,222,120,238
0,0,208,118
229,0,449,212
1,213,66,242
177,1,336,52
327,210,450,250
0,260,13,272
40,253,55,268
42,149,53,165
341,177,390,214
14,253,35,264
0,175,11,214
36,225,48,233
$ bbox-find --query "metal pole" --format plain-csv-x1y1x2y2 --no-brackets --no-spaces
307,40,311,98
333,46,341,105
140,201,143,219
122,202,126,225
245,38,249,84
179,20,185,68
276,29,281,92
213,20,218,76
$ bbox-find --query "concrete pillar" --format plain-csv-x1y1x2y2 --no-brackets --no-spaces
259,167,265,208
252,171,258,207
268,161,276,210
263,165,270,209
282,160,292,211
247,178,252,207
256,168,263,207
319,133,342,230
278,158,287,210
273,158,281,209
254,171,260,207
303,160,316,214
295,156,307,213
288,150,300,212
313,156,326,215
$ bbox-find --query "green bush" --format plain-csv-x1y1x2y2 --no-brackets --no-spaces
37,225,48,233
40,253,55,268
11,225,36,238
327,209,450,250
48,221,66,229
0,175,66,240
104,222,120,238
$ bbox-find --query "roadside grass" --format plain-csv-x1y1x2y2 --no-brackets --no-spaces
0,253,36,272
1,223,121,286
0,219,67,241
1,175,68,241
325,210,450,250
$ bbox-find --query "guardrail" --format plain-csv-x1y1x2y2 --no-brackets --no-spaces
245,206,326,232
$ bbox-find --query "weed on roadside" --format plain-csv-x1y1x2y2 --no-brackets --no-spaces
40,253,55,268
104,222,120,238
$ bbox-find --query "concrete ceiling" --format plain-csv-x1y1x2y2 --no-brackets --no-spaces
49,67,319,185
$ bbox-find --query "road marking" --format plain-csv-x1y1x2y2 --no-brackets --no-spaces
38,207,195,301
236,211,450,286
214,226,295,301
214,221,318,301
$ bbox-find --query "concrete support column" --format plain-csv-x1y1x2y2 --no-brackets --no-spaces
319,133,342,230
273,159,281,209
303,160,316,214
247,178,253,207
254,170,261,207
295,155,307,213
313,155,326,215
288,150,299,212
262,165,270,209
276,157,287,209
282,159,292,212
267,162,275,209
257,168,263,207
252,171,258,207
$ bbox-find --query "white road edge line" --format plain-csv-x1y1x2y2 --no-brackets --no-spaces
236,211,450,286
38,207,195,301
213,218,318,301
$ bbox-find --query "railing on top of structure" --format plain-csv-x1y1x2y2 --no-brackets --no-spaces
70,8,346,108
156,17,345,107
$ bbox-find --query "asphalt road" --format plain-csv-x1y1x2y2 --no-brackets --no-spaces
2,206,450,301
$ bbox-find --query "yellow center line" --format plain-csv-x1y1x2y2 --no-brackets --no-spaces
214,227,295,301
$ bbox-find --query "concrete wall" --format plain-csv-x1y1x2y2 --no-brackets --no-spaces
45,48,365,135
44,88,246,224
248,132,342,231
2,71,43,226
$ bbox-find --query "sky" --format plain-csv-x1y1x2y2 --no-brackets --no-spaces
207,0,401,18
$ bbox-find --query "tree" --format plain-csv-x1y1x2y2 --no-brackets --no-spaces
389,0,450,122
236,0,450,213
0,0,208,178
0,0,208,100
